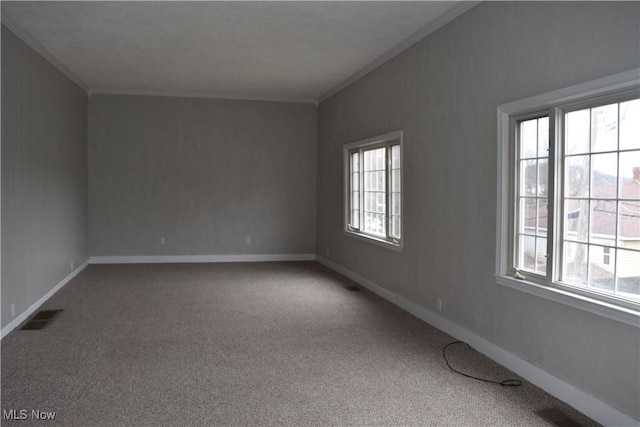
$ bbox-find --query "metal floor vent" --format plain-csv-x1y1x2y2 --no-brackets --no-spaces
21,309,63,331
344,285,361,291
534,408,582,427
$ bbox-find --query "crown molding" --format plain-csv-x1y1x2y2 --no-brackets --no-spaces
1,13,89,93
317,1,480,104
88,88,317,105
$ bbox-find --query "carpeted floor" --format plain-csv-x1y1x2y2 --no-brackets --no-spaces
1,262,599,426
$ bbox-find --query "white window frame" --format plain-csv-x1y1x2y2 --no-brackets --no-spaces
496,69,640,327
344,130,403,251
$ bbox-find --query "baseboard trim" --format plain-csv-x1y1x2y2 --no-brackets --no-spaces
1,260,90,340
90,253,316,264
315,255,638,427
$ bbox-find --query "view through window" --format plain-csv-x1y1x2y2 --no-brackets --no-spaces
345,131,402,249
513,97,640,304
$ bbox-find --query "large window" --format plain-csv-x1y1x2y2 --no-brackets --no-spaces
344,131,402,250
497,70,639,326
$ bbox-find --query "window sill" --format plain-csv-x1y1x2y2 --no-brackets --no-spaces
495,275,640,328
344,229,403,252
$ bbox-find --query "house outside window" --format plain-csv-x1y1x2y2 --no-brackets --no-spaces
496,70,640,326
344,131,403,251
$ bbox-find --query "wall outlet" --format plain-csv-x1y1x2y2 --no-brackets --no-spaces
11,304,15,317
160,237,166,245
326,248,330,256
245,236,251,244
437,298,443,312
70,262,74,272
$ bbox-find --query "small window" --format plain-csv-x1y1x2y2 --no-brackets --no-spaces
344,131,403,250
497,69,640,326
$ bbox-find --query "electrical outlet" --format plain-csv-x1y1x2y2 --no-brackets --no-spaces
326,248,330,256
245,236,251,244
437,298,442,312
70,262,74,272
160,237,166,245
11,304,15,317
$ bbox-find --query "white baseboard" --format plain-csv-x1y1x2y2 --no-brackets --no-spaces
1,260,90,339
90,253,316,264
315,255,638,427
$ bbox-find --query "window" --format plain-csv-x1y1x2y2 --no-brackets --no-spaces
344,131,402,250
497,70,640,326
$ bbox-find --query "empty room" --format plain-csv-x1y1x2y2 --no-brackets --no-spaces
1,1,639,426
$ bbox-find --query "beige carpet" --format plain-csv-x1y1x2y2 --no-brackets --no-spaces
1,262,599,426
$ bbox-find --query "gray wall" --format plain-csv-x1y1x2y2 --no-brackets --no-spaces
317,1,640,419
89,95,316,256
1,25,89,329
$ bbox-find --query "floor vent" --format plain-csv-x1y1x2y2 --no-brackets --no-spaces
21,309,63,331
534,408,582,427
344,285,361,291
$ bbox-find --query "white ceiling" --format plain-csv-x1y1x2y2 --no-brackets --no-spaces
1,1,474,103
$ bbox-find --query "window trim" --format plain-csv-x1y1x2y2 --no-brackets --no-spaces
496,69,640,327
344,130,403,252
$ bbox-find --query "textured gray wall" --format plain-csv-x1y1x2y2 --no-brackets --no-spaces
89,95,316,256
317,2,640,419
1,25,89,329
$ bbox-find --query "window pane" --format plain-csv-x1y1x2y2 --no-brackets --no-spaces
350,152,360,229
518,235,536,273
391,144,401,240
377,171,385,191
390,215,401,239
364,172,373,191
538,117,549,157
364,192,373,211
363,147,386,236
564,199,589,243
392,169,400,192
378,149,386,170
563,242,588,286
618,201,640,240
520,198,536,234
619,150,640,199
588,247,615,293
589,200,616,244
520,119,537,158
591,153,617,198
364,212,384,236
391,145,400,168
392,192,401,215
616,249,640,299
591,103,618,153
619,99,640,150
352,171,359,192
520,159,537,196
537,199,548,237
565,109,590,155
376,192,385,213
537,159,548,197
535,237,547,275
516,117,549,275
565,155,590,198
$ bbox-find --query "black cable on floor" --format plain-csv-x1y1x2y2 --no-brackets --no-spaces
443,341,522,387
